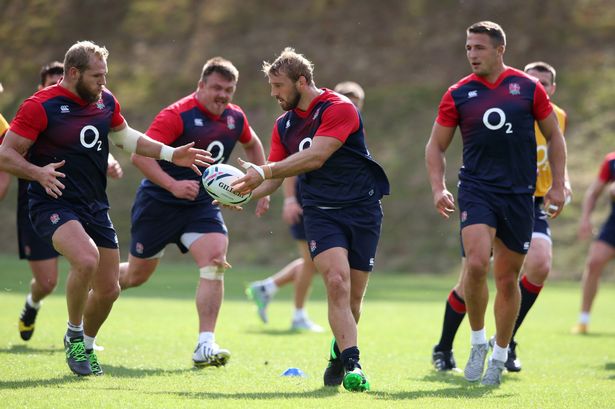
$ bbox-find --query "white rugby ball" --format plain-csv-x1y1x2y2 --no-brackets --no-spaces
202,163,252,205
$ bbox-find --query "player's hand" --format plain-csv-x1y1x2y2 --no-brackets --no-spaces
170,180,200,201
212,200,244,211
255,195,270,217
231,158,265,194
37,160,66,199
282,197,302,225
433,188,455,219
171,142,213,176
106,155,123,179
577,219,594,240
544,184,566,219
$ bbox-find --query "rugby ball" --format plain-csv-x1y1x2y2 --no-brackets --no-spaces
202,163,252,205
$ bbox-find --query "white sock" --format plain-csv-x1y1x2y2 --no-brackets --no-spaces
67,321,83,333
263,278,278,296
293,308,307,321
471,328,487,345
198,331,215,345
84,334,96,350
579,312,590,324
491,343,508,362
26,293,41,309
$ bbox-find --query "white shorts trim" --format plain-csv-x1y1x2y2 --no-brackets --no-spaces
531,232,552,245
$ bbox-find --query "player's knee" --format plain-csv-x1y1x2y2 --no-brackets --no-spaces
587,257,606,275
465,256,489,278
72,252,99,277
37,275,58,295
199,260,228,281
323,271,349,296
494,273,518,294
99,281,121,302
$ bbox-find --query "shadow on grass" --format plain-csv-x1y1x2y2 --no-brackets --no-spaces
155,384,506,401
0,364,193,390
244,328,320,336
0,344,62,355
605,362,615,371
421,371,521,386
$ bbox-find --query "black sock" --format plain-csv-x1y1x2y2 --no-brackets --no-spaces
341,346,360,370
512,275,542,339
435,290,466,352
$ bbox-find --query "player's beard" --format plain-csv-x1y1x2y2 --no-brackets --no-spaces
76,75,102,104
278,86,301,111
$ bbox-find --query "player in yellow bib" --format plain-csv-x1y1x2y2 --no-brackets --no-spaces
431,61,571,374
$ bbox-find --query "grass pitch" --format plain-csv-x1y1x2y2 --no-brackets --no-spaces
0,255,614,408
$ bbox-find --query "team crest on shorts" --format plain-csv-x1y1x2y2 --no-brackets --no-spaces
50,213,60,225
509,83,521,95
24,246,31,256
309,240,317,253
461,211,467,223
136,242,144,254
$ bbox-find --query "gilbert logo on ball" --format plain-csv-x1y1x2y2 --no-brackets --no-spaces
202,163,252,206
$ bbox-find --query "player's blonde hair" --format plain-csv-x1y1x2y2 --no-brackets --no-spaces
64,41,109,72
262,47,315,85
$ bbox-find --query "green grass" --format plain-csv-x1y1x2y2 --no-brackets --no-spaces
0,255,614,408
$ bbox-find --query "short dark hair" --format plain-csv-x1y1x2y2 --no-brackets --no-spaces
524,61,556,84
467,21,506,47
262,47,315,85
201,57,239,82
40,61,64,86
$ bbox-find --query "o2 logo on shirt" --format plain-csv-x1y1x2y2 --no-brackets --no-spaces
482,108,513,134
207,140,225,163
80,125,102,151
298,137,312,151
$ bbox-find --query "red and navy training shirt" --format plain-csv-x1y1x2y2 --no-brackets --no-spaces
140,93,251,205
437,67,553,194
598,152,615,184
10,84,124,210
269,89,389,207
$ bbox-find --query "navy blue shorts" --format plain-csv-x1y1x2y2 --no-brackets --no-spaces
458,186,534,254
29,200,119,249
130,191,227,258
18,202,59,260
597,203,615,248
532,197,551,242
289,215,306,241
303,201,383,272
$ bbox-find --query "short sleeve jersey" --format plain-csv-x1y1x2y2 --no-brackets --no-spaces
268,89,389,207
598,152,615,184
534,102,567,197
9,84,124,210
437,67,553,194
140,93,252,205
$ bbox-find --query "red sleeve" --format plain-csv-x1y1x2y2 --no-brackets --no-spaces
238,111,252,144
315,102,359,142
145,107,183,144
267,123,288,162
9,98,47,141
435,90,458,127
598,154,615,183
111,95,125,128
532,82,553,121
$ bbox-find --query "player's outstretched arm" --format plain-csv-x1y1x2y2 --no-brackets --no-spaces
242,128,271,216
132,153,200,201
0,130,65,198
425,122,456,219
110,122,213,175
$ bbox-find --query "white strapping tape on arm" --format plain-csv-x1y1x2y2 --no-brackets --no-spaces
240,160,265,180
160,145,175,162
109,124,142,153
